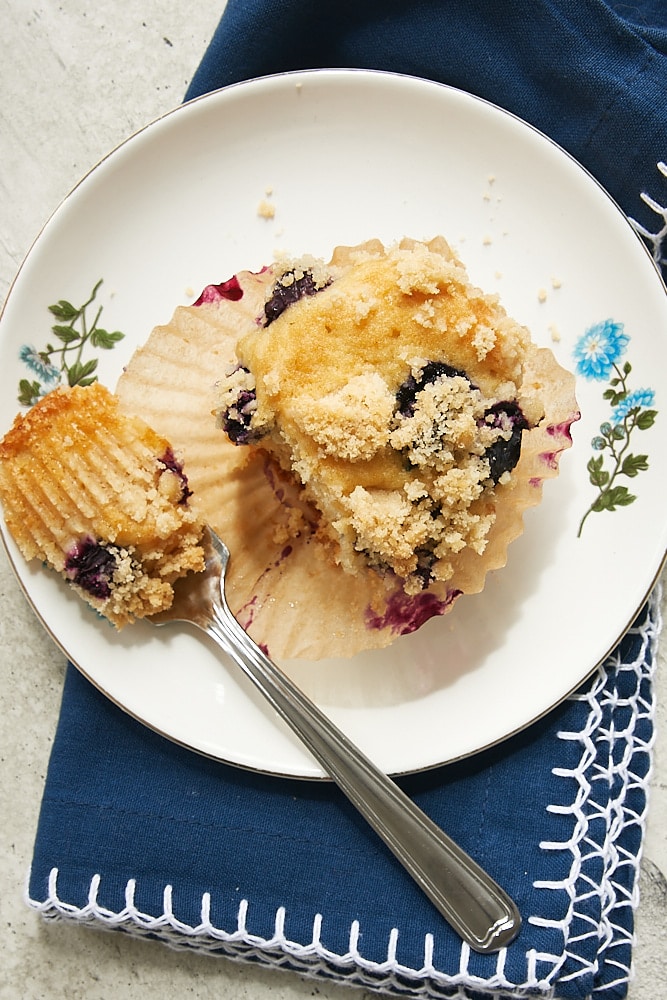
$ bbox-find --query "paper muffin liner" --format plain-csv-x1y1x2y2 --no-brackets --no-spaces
116,243,578,659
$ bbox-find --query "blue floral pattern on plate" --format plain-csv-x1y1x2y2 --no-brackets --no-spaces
573,320,657,536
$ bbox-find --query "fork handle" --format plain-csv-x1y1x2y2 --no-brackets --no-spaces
206,601,521,954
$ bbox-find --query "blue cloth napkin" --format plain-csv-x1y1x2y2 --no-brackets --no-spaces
28,600,661,998
27,2,667,998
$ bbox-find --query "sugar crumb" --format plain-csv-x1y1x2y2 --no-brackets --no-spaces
257,199,275,219
549,324,561,343
482,235,493,246
537,287,548,303
551,276,562,289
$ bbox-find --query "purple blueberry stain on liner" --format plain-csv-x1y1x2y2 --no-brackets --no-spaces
547,416,579,441
237,594,259,631
192,275,244,306
366,586,462,636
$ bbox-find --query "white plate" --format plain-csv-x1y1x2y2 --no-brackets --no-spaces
2,70,666,779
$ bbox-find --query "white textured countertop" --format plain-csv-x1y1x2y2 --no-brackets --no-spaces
1,3,666,997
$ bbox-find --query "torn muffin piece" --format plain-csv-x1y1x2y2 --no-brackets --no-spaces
217,237,567,595
0,383,205,626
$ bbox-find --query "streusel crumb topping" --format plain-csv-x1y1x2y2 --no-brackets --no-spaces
218,237,546,593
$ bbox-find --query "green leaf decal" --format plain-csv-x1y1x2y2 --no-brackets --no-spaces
636,410,657,430
17,280,125,407
592,486,636,512
621,454,649,478
48,299,79,321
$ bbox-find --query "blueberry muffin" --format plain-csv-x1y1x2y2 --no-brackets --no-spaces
218,238,557,595
116,238,578,658
0,383,205,626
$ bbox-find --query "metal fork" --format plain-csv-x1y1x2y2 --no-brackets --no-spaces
152,525,521,953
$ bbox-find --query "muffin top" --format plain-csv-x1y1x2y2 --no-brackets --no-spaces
239,238,536,420
219,238,548,590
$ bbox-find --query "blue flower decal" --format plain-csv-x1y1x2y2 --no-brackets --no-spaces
573,321,657,536
572,319,630,381
19,345,61,384
611,388,655,424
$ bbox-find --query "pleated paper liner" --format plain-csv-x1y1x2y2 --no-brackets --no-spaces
115,244,578,660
